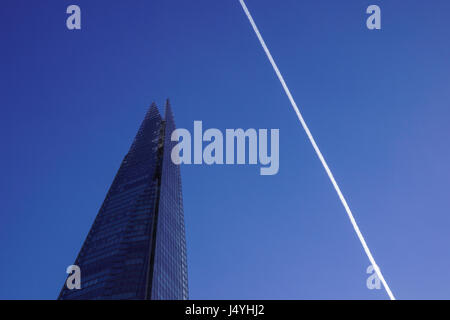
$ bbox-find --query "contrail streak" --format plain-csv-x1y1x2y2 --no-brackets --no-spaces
238,0,395,300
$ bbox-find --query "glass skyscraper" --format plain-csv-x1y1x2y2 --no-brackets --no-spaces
58,101,188,300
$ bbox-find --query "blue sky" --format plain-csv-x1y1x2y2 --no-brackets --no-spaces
1,0,450,299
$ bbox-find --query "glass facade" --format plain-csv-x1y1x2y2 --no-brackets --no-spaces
58,101,188,300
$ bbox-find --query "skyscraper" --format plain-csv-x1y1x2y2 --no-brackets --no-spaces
59,100,188,300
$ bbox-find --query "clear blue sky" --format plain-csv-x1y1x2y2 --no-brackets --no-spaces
1,0,450,299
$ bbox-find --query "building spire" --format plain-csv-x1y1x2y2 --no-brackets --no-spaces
164,98,174,122
144,101,160,119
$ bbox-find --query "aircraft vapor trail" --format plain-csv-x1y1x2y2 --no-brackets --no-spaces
238,0,395,300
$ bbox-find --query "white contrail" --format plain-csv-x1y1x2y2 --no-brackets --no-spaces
238,0,395,300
